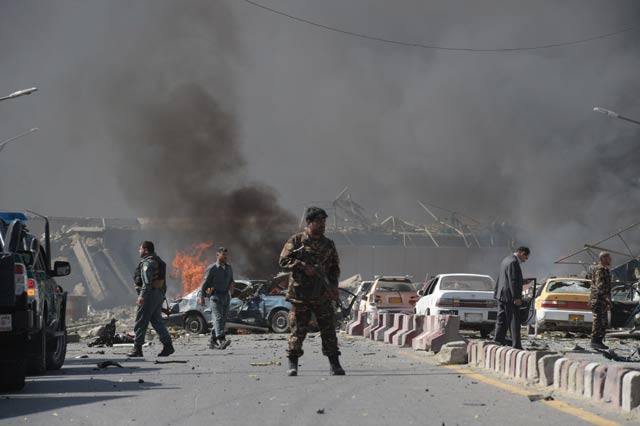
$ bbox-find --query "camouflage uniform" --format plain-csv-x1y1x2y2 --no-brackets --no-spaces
279,231,340,358
589,264,612,339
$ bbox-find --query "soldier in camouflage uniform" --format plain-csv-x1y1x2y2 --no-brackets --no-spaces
279,207,344,376
590,251,612,350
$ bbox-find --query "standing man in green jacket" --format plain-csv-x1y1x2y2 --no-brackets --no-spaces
199,247,235,350
279,207,344,377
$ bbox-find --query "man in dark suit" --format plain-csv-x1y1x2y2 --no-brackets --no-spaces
493,246,530,349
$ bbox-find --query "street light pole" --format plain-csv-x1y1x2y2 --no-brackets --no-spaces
0,128,39,154
593,107,640,126
0,87,38,102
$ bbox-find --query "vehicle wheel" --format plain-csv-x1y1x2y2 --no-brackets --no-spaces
270,310,290,333
46,329,67,371
184,314,207,334
27,320,47,375
480,327,492,338
0,358,26,391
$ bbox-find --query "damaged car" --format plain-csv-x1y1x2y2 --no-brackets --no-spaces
164,278,292,334
534,277,593,333
361,276,418,314
415,273,497,337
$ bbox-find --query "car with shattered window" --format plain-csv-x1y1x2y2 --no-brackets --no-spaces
0,212,71,390
415,273,497,338
361,276,419,314
164,278,292,334
534,277,594,333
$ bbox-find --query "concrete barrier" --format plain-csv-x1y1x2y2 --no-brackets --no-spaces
393,314,420,347
363,313,382,339
373,314,393,342
622,371,640,412
346,311,367,336
383,314,405,344
460,342,640,414
411,315,464,353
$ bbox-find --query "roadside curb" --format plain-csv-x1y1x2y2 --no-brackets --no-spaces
465,341,640,413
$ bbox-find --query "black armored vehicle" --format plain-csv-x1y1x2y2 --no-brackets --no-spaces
0,212,71,390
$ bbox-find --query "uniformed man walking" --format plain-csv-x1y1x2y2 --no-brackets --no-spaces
590,252,612,350
279,207,344,376
128,241,175,357
199,247,235,350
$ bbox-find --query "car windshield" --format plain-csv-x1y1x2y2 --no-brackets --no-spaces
439,276,494,291
375,281,415,292
547,280,591,294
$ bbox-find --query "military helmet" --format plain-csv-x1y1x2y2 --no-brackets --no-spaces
305,206,328,222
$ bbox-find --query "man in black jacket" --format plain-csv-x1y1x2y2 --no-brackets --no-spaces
493,246,530,349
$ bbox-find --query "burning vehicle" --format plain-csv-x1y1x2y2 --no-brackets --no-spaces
164,277,292,334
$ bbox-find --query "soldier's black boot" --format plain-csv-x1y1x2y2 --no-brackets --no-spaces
218,337,231,350
287,357,298,376
328,354,345,376
158,342,175,357
127,344,143,358
591,337,608,350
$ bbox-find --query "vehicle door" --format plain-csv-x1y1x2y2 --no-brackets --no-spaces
611,284,640,327
34,247,55,325
420,277,439,313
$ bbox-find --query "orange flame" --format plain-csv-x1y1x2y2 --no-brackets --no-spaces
171,242,214,295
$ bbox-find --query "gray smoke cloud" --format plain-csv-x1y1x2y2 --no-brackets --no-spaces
1,0,639,277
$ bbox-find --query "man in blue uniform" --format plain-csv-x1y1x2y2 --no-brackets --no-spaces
128,241,175,357
199,247,235,349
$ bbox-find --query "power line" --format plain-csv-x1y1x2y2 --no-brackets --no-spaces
240,0,638,52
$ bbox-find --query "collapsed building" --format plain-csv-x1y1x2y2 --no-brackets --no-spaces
306,189,515,283
30,190,515,311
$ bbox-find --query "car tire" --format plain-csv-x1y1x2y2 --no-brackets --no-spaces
46,328,67,371
27,319,47,375
184,313,207,334
270,310,290,334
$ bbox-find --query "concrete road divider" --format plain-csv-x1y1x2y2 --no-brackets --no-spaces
373,314,393,342
346,311,367,336
383,314,405,344
363,313,382,339
394,314,423,347
412,315,464,353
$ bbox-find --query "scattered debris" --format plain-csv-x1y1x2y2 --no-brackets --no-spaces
250,361,282,367
316,409,325,414
462,403,486,407
138,379,144,384
528,394,554,402
75,355,89,359
97,361,123,369
154,360,188,364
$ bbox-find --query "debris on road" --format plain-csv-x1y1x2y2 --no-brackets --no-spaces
154,360,188,364
528,394,554,402
75,355,89,359
316,409,325,414
250,361,282,366
97,361,123,369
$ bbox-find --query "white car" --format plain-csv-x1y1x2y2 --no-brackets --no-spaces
415,273,497,337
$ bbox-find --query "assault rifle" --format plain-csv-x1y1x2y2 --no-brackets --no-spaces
290,245,334,299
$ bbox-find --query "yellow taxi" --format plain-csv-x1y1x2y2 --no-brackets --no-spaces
534,277,593,333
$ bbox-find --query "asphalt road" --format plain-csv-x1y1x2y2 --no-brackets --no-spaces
0,333,636,426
